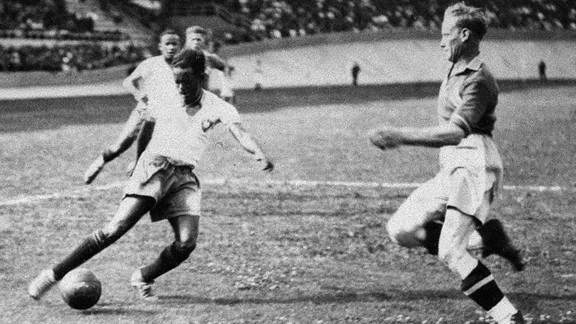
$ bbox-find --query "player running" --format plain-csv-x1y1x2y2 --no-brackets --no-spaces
369,3,524,323
28,48,274,302
83,29,182,184
83,26,231,184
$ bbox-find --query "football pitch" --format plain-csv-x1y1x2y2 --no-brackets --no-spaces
1,83,575,323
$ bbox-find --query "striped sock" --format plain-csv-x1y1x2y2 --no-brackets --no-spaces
461,262,505,311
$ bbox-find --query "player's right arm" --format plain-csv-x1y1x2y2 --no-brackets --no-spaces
205,52,227,72
122,63,149,104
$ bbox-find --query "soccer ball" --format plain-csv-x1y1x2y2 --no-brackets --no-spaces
59,268,102,310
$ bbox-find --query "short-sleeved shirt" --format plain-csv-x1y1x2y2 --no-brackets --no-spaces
143,89,241,167
436,56,503,216
127,56,181,116
437,56,499,137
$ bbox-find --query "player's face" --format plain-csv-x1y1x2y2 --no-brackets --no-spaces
185,32,206,50
440,16,464,63
174,67,203,102
158,34,181,61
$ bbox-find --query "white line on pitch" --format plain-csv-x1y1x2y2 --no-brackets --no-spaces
0,179,573,207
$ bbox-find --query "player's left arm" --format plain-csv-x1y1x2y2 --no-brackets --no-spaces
228,122,274,171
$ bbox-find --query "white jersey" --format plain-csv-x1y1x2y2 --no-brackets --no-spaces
144,90,241,167
128,56,181,117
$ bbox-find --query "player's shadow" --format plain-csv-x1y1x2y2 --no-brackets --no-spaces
159,289,576,306
76,307,158,316
160,289,463,305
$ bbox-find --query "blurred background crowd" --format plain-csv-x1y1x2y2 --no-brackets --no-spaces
1,0,575,72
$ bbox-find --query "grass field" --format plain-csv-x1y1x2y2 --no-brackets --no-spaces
1,83,576,324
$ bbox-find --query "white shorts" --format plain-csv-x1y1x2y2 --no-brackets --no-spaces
124,155,201,222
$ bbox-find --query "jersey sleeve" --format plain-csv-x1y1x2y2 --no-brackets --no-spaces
129,58,152,81
449,80,491,136
217,100,241,127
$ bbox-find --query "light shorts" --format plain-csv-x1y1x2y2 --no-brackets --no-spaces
404,134,503,224
123,154,201,222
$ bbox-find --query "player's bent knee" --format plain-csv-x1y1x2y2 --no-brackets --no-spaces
438,246,466,270
171,241,196,264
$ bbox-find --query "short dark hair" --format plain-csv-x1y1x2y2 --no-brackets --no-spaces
159,29,180,39
444,2,487,40
172,48,206,75
186,26,207,36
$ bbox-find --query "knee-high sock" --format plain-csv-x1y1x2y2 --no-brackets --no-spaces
461,261,505,311
53,230,110,280
140,242,195,282
422,221,442,255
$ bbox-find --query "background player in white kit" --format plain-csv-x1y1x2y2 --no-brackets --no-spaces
28,48,274,301
83,29,182,184
84,26,231,184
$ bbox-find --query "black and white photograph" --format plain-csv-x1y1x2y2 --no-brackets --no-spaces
1,0,575,323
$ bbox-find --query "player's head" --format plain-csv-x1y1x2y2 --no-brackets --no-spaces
172,48,207,106
441,2,487,62
185,26,208,50
158,29,181,62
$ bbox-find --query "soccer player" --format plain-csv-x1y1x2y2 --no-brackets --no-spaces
369,3,524,323
83,26,232,184
28,48,274,302
83,29,182,184
184,25,229,92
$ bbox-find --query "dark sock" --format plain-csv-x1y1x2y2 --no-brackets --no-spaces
422,221,442,255
461,262,505,310
140,242,195,282
53,230,110,280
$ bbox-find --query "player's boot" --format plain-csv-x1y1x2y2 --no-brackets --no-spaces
28,269,57,300
509,311,525,324
130,268,158,302
478,219,525,271
83,155,106,184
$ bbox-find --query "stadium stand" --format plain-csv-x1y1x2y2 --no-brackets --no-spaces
0,0,153,72
198,0,576,43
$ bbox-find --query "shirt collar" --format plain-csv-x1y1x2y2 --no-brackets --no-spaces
452,55,483,75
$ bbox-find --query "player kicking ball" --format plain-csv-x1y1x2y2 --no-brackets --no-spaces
369,3,524,324
28,48,274,302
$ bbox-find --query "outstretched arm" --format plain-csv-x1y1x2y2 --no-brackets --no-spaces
228,123,274,171
369,123,465,150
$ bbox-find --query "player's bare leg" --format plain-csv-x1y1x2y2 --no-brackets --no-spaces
131,215,198,301
28,196,153,300
439,209,523,324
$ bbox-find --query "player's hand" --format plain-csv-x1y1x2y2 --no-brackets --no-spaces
84,155,106,184
368,127,402,150
258,157,274,172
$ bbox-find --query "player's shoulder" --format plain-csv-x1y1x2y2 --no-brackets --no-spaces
202,90,237,112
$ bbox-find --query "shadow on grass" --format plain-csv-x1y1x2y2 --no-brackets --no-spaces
157,289,576,306
77,307,158,316
160,289,465,305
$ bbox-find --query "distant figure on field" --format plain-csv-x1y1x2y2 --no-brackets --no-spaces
538,60,547,82
254,59,263,91
351,62,361,86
